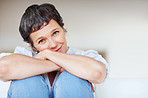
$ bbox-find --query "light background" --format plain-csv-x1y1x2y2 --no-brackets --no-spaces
0,0,148,98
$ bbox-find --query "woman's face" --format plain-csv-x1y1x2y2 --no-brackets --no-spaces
29,19,67,53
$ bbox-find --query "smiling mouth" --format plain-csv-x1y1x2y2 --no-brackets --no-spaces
55,46,62,52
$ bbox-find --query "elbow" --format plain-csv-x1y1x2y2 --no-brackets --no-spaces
91,68,106,84
91,71,103,84
0,59,9,81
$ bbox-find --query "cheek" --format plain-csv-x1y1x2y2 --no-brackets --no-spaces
35,44,48,51
56,34,66,44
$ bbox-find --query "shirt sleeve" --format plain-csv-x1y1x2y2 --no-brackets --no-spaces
0,53,12,58
0,46,33,58
14,46,33,57
84,49,109,81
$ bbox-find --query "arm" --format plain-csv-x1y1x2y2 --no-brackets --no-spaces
0,54,60,81
35,49,107,84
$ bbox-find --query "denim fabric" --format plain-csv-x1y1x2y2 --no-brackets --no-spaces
7,71,94,98
53,71,94,98
7,75,49,98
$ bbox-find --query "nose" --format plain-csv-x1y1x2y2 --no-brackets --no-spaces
47,38,57,49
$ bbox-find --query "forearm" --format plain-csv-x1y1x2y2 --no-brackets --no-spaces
0,54,60,81
47,51,107,84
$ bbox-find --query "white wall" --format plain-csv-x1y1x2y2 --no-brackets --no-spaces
95,78,148,98
0,0,148,97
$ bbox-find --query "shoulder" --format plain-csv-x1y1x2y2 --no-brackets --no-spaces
66,47,84,55
14,46,33,57
67,47,102,58
0,53,12,58
67,47,106,62
0,46,33,58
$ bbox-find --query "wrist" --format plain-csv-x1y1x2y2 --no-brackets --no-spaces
46,49,56,59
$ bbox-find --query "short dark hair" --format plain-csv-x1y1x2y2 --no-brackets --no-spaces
19,3,64,46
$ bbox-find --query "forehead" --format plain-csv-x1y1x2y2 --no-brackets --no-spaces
30,19,62,39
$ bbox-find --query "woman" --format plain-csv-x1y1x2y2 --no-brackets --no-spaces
0,3,109,98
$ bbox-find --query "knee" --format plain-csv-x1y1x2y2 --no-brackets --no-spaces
11,75,47,89
54,71,94,97
55,71,89,87
8,75,49,98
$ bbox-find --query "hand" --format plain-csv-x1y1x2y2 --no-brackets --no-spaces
34,50,61,71
34,49,51,60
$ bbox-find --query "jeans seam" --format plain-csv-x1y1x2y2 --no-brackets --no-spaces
83,80,94,97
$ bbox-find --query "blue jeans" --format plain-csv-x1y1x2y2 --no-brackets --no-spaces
7,71,94,98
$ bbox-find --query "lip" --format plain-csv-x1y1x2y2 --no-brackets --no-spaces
55,46,62,52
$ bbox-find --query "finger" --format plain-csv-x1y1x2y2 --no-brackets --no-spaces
34,55,45,60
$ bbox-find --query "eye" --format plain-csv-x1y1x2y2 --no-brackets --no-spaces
53,31,59,36
38,39,45,44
